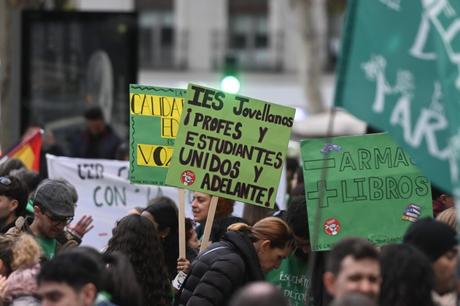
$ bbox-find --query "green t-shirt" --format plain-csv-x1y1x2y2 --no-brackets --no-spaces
36,236,57,259
266,253,313,306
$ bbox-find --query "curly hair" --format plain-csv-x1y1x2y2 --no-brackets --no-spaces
379,244,435,306
11,233,41,270
105,214,171,306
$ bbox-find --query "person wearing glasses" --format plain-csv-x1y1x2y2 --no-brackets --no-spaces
0,175,28,234
6,179,82,259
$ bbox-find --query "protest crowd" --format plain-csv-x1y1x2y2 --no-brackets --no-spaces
0,111,458,306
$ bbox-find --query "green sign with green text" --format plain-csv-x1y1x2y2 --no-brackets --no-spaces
165,83,295,208
301,133,432,251
129,84,186,185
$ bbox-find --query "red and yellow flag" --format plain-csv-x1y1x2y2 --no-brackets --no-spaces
0,130,43,172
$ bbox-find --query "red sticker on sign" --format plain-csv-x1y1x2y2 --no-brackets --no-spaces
324,218,341,236
181,170,196,186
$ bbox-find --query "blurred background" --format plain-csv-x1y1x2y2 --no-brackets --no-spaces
0,0,361,156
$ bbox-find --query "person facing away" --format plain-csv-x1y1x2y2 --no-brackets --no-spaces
175,216,294,306
379,243,435,306
266,196,313,306
0,175,28,234
403,218,458,306
105,214,172,306
322,237,381,303
69,106,121,159
37,246,142,306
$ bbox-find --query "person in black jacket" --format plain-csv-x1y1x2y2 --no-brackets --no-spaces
176,217,294,306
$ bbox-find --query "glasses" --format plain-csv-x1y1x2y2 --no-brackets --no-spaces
39,206,73,225
0,177,11,186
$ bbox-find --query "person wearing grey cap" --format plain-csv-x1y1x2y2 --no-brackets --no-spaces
6,179,92,259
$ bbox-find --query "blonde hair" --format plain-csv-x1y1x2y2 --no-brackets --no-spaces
11,234,42,270
436,207,457,231
228,217,294,249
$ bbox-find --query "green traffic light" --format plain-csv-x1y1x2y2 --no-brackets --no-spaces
220,75,240,94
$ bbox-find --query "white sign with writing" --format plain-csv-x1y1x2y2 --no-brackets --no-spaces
46,154,179,250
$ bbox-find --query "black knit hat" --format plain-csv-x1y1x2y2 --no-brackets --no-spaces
403,218,457,262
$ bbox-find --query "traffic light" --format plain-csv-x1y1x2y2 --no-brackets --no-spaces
220,55,240,94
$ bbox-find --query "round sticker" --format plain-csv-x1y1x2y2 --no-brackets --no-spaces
323,218,341,236
181,170,196,186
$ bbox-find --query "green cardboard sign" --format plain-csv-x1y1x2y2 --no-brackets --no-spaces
129,84,186,185
165,83,295,208
301,133,432,251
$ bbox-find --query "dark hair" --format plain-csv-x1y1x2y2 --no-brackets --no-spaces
84,106,104,120
9,168,41,194
0,175,28,217
228,217,294,249
379,244,434,306
144,196,178,280
38,247,142,306
326,237,379,275
106,214,171,306
286,157,299,174
286,196,309,239
185,218,195,241
0,159,25,177
0,236,13,276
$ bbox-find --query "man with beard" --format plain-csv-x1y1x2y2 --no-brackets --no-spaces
6,179,82,259
266,196,313,306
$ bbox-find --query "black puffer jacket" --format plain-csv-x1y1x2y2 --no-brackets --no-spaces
175,231,264,306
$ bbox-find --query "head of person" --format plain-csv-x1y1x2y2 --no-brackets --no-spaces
228,217,294,273
323,237,381,301
229,282,289,306
143,196,178,240
31,179,76,238
37,247,141,306
0,236,13,277
84,106,106,136
106,214,172,305
191,192,234,223
286,196,310,261
9,168,40,196
330,293,378,306
185,218,200,249
436,207,457,231
403,218,457,295
379,243,434,306
0,158,25,177
0,175,28,223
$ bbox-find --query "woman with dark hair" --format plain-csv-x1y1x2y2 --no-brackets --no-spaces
379,243,435,306
105,214,171,306
142,196,183,280
176,217,294,306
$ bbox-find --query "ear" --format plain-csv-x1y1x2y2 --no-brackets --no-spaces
323,271,337,296
259,239,271,251
8,199,18,213
33,205,41,215
160,227,171,239
80,283,97,305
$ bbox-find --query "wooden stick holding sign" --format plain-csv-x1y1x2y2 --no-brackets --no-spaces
199,196,218,253
178,189,186,259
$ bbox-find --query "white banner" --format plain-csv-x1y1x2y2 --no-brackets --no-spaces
46,154,179,250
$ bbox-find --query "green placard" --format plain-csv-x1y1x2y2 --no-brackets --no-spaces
335,0,454,193
165,83,295,208
129,84,186,185
301,133,432,251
